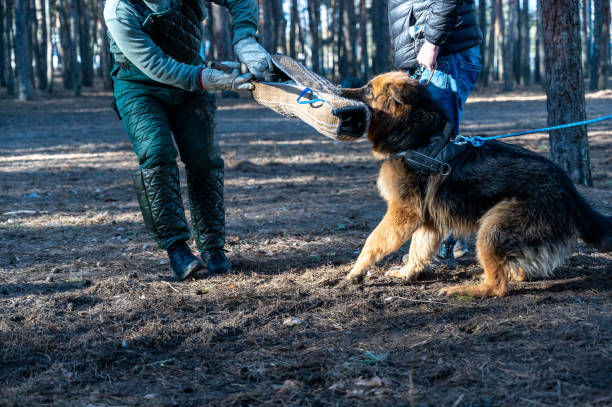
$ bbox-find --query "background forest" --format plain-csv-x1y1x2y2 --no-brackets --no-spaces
0,0,610,101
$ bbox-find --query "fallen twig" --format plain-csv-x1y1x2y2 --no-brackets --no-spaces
162,281,180,294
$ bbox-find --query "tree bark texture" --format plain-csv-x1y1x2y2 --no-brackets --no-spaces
15,0,33,99
372,0,390,74
581,0,589,74
69,0,81,95
307,0,321,73
590,0,602,90
98,0,112,90
478,0,487,84
4,0,15,94
359,0,368,80
541,0,591,186
598,0,610,89
289,0,297,58
494,0,503,80
520,0,529,84
34,0,48,89
344,0,358,77
0,0,6,87
78,0,93,86
211,3,233,61
502,0,516,91
534,0,543,84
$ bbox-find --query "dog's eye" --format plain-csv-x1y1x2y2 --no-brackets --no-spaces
365,87,373,97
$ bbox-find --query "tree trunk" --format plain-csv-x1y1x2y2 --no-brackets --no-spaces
478,0,487,85
35,0,48,89
514,0,521,83
521,0,529,84
0,0,6,87
258,0,273,52
289,0,298,59
372,0,390,74
59,0,72,88
495,0,503,81
78,0,92,86
542,0,591,186
15,0,33,99
273,0,286,54
484,0,496,85
44,0,53,91
211,3,233,60
590,0,602,90
359,0,368,80
308,0,321,73
534,0,543,84
344,0,358,77
4,0,15,94
98,0,112,90
69,0,81,95
27,0,36,88
581,0,589,74
502,0,516,91
598,0,610,89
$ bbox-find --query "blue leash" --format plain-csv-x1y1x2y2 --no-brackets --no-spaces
454,114,612,147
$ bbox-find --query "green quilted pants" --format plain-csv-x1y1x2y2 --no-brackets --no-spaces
112,64,225,251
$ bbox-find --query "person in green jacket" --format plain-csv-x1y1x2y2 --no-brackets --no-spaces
104,0,271,280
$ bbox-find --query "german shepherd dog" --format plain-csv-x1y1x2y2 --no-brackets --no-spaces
340,71,612,297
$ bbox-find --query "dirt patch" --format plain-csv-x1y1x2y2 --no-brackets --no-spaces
0,84,611,406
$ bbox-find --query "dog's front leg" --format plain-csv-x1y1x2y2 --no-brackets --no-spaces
346,203,421,284
386,225,441,281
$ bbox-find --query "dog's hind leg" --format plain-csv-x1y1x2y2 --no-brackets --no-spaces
346,202,421,283
386,225,441,281
440,201,514,298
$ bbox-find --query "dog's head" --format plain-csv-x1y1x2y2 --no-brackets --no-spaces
341,71,447,158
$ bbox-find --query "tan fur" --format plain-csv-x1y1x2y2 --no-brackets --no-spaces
343,71,597,297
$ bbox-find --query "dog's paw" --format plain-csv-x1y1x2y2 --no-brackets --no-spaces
438,285,461,297
340,273,364,287
385,265,423,281
385,267,416,281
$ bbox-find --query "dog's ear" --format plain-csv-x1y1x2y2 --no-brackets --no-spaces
389,86,404,105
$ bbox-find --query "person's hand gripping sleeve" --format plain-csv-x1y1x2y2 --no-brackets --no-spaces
199,61,254,91
233,36,273,79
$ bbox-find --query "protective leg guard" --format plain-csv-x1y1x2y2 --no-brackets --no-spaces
186,166,226,251
132,164,191,249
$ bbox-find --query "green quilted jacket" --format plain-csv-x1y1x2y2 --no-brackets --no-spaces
104,0,258,91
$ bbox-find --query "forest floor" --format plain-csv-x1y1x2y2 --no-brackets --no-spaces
0,82,611,407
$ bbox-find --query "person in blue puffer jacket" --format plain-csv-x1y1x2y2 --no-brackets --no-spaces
388,0,483,268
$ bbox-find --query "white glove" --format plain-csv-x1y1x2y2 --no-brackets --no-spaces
233,37,273,79
199,61,254,91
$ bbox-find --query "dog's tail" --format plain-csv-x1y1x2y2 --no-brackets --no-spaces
574,190,612,252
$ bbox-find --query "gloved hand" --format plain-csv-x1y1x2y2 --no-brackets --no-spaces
200,61,254,91
233,37,273,79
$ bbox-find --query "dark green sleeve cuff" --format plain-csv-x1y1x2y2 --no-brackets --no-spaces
224,0,259,46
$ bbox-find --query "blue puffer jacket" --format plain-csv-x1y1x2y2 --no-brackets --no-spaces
388,0,482,70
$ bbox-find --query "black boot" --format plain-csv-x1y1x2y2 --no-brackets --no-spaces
430,233,457,270
167,240,205,280
202,248,232,275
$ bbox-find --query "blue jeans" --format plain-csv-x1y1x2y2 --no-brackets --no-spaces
413,46,483,130
412,46,482,248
